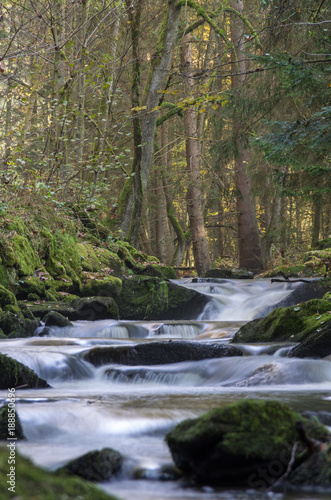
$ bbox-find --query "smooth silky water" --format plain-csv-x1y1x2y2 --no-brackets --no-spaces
1,278,330,500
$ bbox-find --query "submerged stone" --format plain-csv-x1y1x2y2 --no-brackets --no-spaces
83,340,243,367
165,399,328,487
60,448,124,482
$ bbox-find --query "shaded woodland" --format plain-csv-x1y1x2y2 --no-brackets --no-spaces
0,0,330,273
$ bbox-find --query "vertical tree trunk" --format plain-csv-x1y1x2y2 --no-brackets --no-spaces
230,0,263,272
118,0,181,246
311,194,322,247
180,34,211,276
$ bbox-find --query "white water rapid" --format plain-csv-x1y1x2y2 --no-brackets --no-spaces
0,278,330,500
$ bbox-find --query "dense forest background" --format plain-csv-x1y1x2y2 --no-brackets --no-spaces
0,0,330,274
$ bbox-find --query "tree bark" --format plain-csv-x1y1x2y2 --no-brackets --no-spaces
230,0,263,272
180,34,211,276
118,0,181,246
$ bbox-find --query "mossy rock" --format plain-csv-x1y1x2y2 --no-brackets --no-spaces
43,311,73,328
0,446,118,500
262,265,307,278
0,286,17,308
165,399,328,486
118,276,209,320
73,296,119,321
53,275,82,294
11,235,40,276
81,276,122,298
312,237,331,250
116,245,137,269
0,353,49,389
287,443,331,489
16,276,48,300
0,310,38,337
0,404,26,440
205,268,254,279
59,448,124,482
288,318,331,358
139,264,176,279
78,243,122,275
233,299,331,343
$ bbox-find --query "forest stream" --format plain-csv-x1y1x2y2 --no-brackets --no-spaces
0,278,331,500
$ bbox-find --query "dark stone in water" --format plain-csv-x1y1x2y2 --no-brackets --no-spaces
204,268,254,279
0,353,50,389
287,318,331,359
165,399,329,487
59,448,124,482
83,341,243,367
43,311,73,328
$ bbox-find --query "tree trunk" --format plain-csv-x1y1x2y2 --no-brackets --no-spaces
230,0,263,272
180,34,211,276
118,0,181,246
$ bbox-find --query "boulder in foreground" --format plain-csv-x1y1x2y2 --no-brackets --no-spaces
165,399,328,487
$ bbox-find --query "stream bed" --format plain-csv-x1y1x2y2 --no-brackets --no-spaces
1,278,330,500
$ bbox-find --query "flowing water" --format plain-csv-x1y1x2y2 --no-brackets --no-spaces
1,278,331,500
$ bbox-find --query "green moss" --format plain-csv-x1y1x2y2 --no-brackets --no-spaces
81,276,122,298
0,353,48,389
0,447,118,500
11,235,40,276
233,299,331,343
78,242,122,274
0,404,25,440
0,285,17,308
165,399,328,485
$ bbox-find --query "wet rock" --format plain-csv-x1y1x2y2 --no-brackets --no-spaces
118,276,209,320
0,403,26,440
73,296,119,321
0,353,50,389
287,318,331,358
0,310,39,338
165,399,328,487
60,448,124,482
204,268,254,279
43,311,73,328
232,298,331,344
83,340,243,367
285,443,331,490
138,264,176,279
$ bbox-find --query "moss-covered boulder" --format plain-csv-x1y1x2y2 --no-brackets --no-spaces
232,299,331,344
0,353,49,389
0,446,118,500
43,311,73,328
139,264,176,279
81,276,122,298
288,318,331,358
165,399,328,487
118,276,209,320
78,242,124,276
83,341,243,367
0,285,17,308
73,296,119,321
59,448,124,482
0,404,25,440
0,310,39,338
